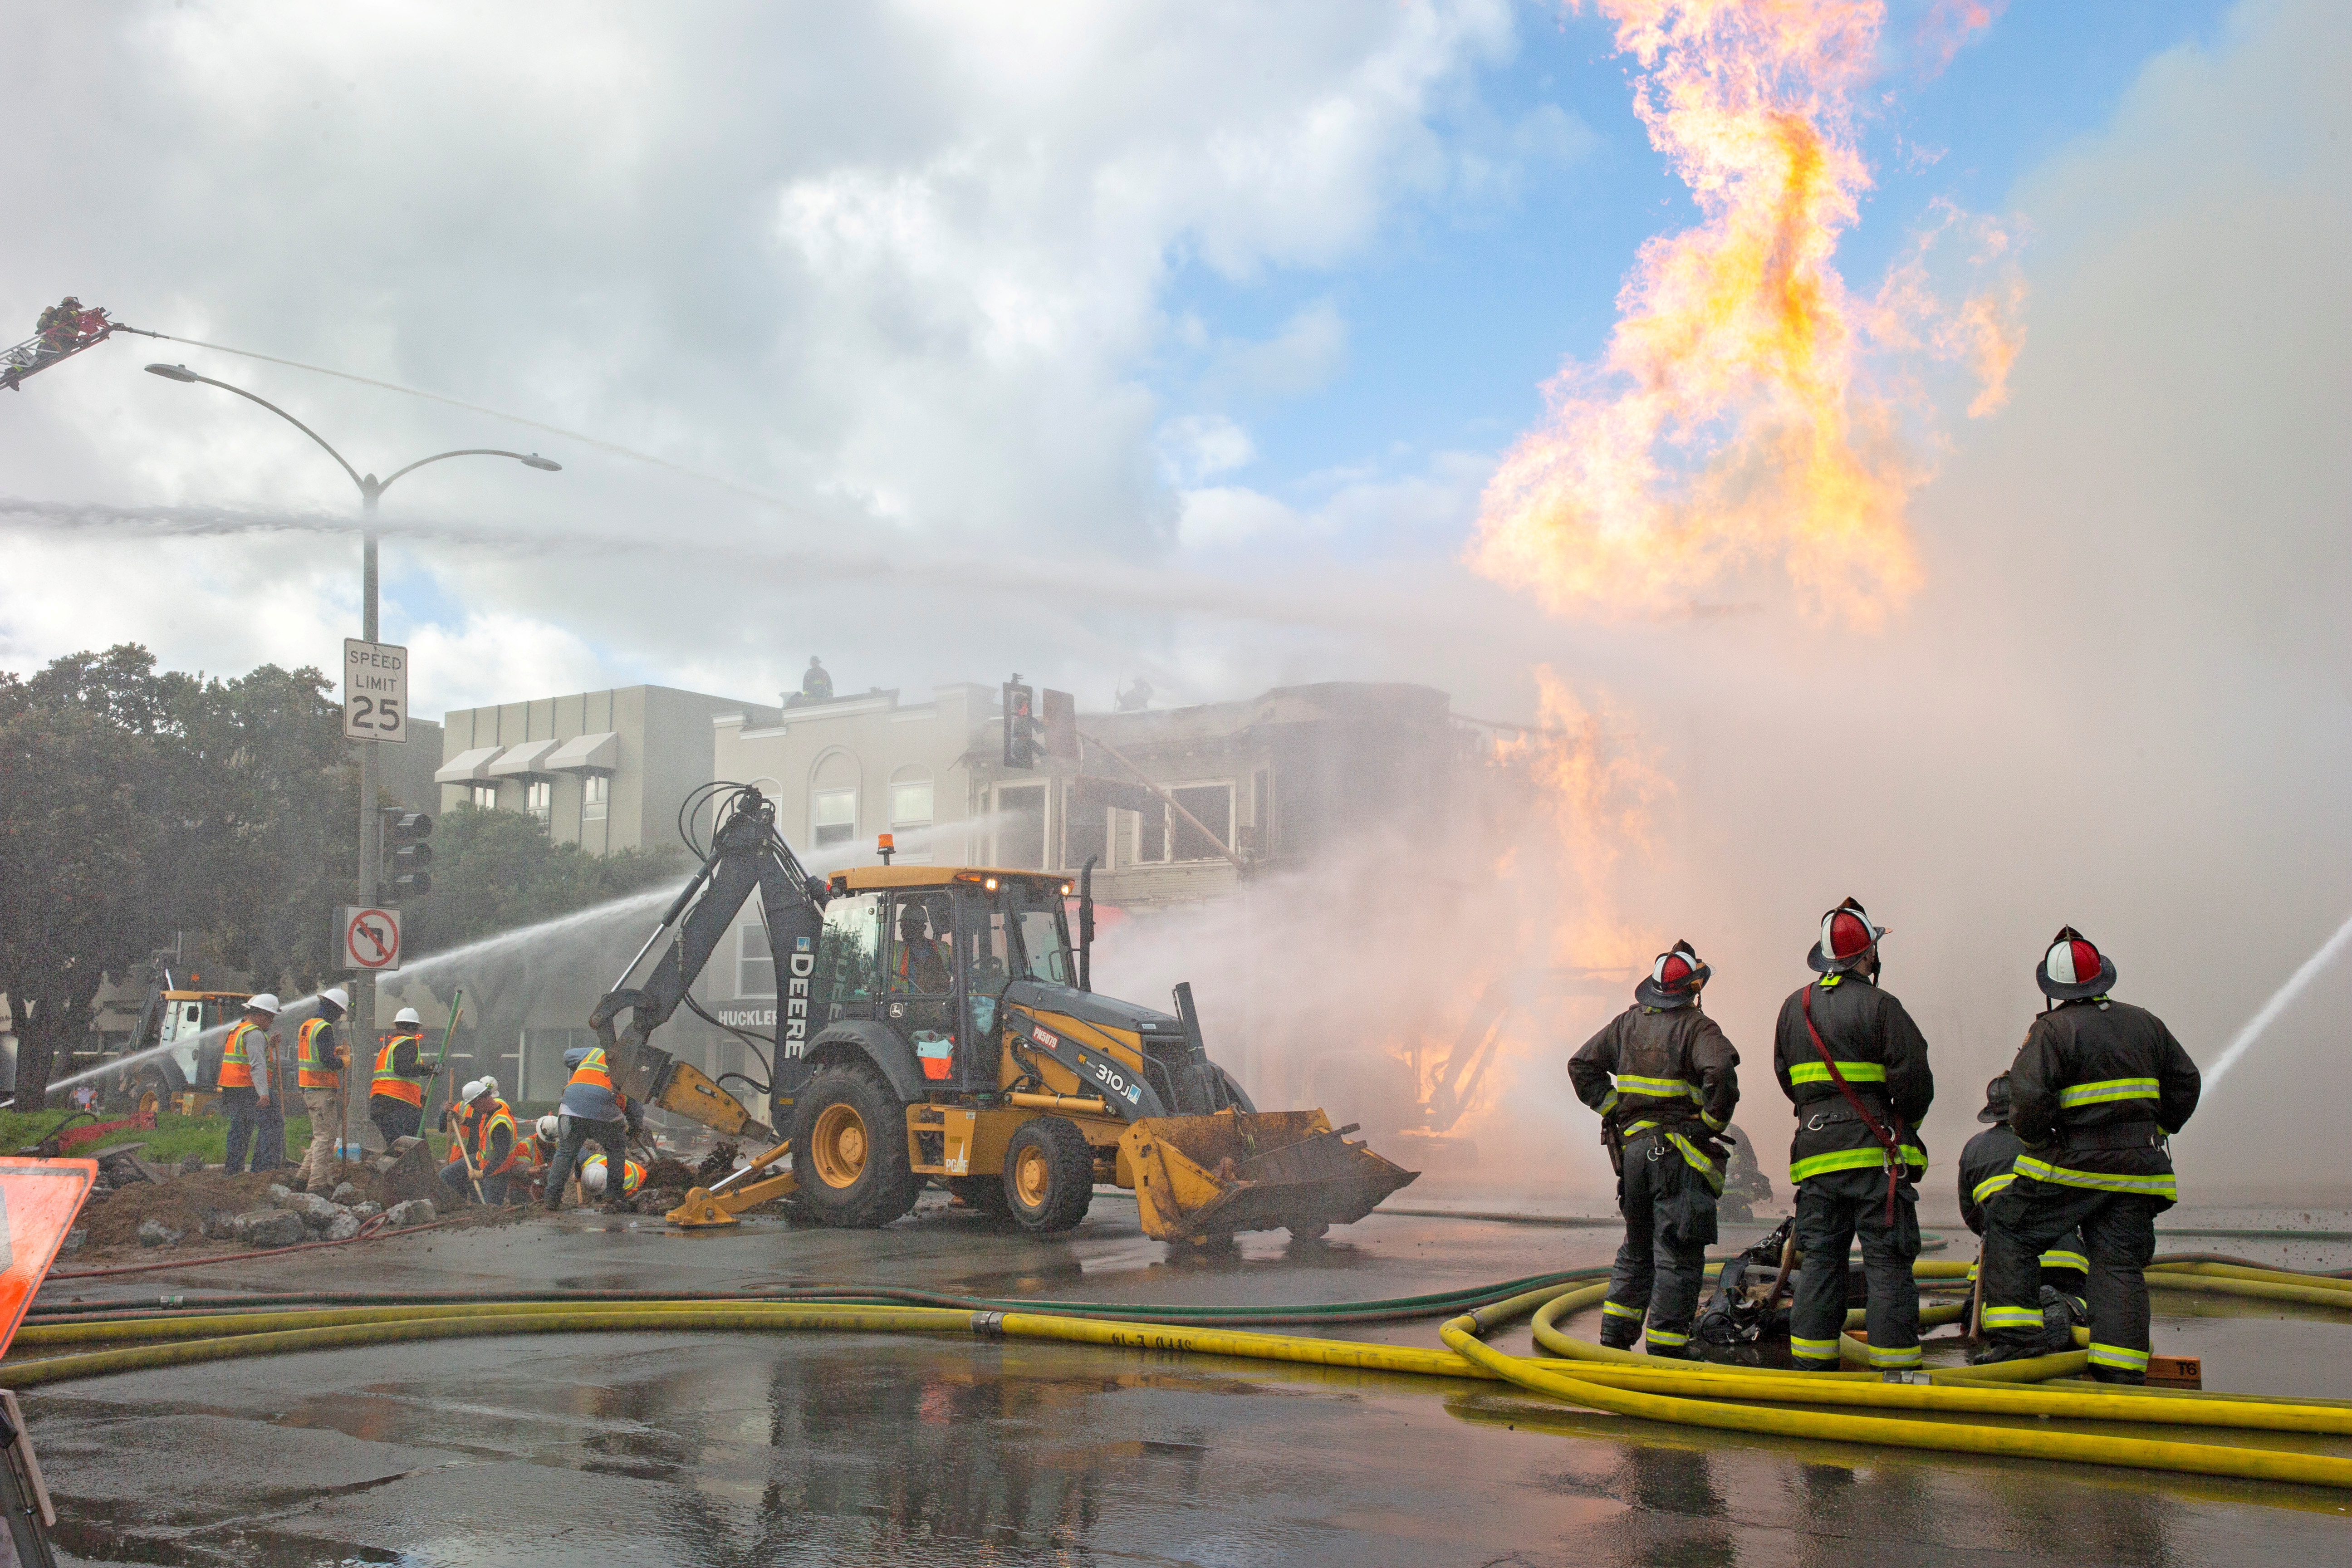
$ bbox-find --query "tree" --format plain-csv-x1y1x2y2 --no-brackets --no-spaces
0,646,357,1106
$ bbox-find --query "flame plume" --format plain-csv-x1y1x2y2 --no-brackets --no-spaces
1471,0,2017,625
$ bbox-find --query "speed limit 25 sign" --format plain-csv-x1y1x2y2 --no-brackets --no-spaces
344,639,408,744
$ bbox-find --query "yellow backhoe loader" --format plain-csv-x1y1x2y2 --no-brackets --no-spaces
588,784,1417,1242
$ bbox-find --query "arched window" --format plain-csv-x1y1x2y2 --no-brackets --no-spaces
809,750,861,849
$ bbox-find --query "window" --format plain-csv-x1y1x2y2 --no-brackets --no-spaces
737,921,775,998
470,784,498,810
997,783,1047,869
526,779,553,826
1168,784,1233,862
813,787,857,848
1063,782,1107,872
583,774,609,823
815,892,882,1019
890,773,933,862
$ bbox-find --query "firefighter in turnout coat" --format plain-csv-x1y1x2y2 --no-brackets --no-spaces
1569,941,1740,1359
1976,928,2200,1381
1774,898,1935,1373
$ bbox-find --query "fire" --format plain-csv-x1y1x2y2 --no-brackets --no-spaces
1470,0,2019,625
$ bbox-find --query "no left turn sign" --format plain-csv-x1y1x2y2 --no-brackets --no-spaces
341,906,403,972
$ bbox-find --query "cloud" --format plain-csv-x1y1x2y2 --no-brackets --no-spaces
1155,414,1257,485
1206,298,1352,397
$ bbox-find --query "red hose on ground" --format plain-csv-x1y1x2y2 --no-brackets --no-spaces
49,1213,467,1281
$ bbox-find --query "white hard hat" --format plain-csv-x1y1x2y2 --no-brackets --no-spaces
245,993,281,1015
318,986,349,1011
460,1079,485,1103
479,1075,499,1098
392,1007,421,1026
580,1157,608,1193
536,1116,559,1139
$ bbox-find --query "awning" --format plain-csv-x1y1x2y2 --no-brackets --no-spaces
486,738,562,778
543,731,619,773
433,746,502,784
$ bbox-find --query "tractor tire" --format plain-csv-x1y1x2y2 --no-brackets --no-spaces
1002,1117,1095,1235
124,1068,172,1121
948,1175,1012,1217
786,1063,918,1228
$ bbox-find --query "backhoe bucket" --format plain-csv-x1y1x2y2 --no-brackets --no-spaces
1120,1109,1418,1242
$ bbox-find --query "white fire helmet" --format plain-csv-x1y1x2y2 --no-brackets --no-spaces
245,993,282,1016
318,986,349,1012
536,1116,559,1141
392,1007,422,1026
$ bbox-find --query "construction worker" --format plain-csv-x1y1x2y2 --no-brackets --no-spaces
578,1152,648,1201
518,1114,560,1204
892,900,951,994
369,1005,436,1147
251,1010,290,1172
218,994,280,1175
441,1078,525,1205
1774,898,1934,1374
1568,941,1739,1360
290,986,350,1193
802,655,833,701
542,1042,645,1211
1976,928,2200,1382
1958,1073,2087,1354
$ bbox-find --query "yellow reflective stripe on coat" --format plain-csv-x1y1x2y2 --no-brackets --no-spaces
1699,1109,1726,1132
2011,1156,2177,1199
1971,1170,2015,1203
1613,1074,1703,1100
1788,1144,1926,1182
1596,1090,1619,1114
1787,1060,1889,1085
2088,1343,2151,1370
2041,1250,2089,1274
2056,1077,2159,1107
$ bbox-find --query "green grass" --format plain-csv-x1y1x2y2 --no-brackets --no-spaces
0,1109,450,1166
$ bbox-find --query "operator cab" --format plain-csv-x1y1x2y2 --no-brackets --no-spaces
817,868,1078,1087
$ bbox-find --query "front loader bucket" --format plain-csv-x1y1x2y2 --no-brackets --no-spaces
1120,1109,1419,1242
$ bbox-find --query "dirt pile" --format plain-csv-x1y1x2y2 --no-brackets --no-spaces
76,1160,422,1251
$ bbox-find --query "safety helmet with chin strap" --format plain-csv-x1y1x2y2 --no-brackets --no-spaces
1808,897,1889,975
1634,940,1711,1009
2036,925,2116,1001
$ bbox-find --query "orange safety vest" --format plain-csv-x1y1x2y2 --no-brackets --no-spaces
372,1032,429,1107
219,1020,263,1089
295,1017,340,1090
477,1101,523,1175
443,1102,479,1165
567,1047,616,1094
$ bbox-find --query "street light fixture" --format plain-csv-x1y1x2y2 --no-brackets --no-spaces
146,359,559,1156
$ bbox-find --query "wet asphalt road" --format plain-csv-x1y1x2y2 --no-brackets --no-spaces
20,1193,2351,1566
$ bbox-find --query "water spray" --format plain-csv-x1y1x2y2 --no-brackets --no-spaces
2205,907,2352,1089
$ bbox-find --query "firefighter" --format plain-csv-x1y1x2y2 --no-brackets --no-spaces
34,297,81,363
1975,928,2200,1381
218,994,281,1175
369,1005,436,1147
1958,1073,2086,1353
1568,941,1739,1360
290,986,350,1192
802,656,833,701
542,1043,645,1211
1774,898,1934,1373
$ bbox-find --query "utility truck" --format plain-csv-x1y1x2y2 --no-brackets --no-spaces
589,783,1417,1241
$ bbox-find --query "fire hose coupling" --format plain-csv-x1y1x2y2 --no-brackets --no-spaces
970,1311,1006,1338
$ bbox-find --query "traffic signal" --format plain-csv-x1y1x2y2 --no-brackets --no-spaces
382,810,433,899
1002,677,1036,769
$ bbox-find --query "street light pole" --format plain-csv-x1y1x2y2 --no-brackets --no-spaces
145,363,559,1161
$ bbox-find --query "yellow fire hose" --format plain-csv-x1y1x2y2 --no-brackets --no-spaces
5,1258,2345,1493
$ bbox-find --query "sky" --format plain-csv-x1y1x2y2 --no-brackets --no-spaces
4,0,2347,1188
